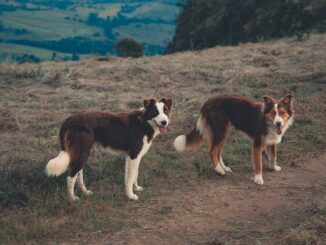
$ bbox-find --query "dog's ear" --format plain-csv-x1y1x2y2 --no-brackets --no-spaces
263,95,274,105
262,95,275,112
280,94,293,107
160,98,172,110
143,98,156,108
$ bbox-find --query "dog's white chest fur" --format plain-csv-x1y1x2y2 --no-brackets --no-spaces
265,129,283,145
138,136,152,159
264,117,294,146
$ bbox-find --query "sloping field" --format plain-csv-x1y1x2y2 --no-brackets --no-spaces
0,43,78,62
0,34,325,243
0,10,103,41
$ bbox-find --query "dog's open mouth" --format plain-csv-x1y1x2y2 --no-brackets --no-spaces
155,121,168,133
275,125,283,135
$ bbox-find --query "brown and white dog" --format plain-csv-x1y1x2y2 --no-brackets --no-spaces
46,98,172,201
174,94,293,185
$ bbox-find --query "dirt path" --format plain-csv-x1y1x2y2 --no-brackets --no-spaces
96,153,326,244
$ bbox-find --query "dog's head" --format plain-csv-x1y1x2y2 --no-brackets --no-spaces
263,94,294,135
142,98,172,133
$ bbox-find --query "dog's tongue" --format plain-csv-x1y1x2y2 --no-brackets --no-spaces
159,127,168,134
276,126,282,135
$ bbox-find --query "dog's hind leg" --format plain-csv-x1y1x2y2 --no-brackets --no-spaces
67,151,91,201
252,143,265,185
67,175,79,201
210,145,225,175
77,169,93,196
218,123,232,172
209,122,232,175
65,129,93,201
220,157,232,173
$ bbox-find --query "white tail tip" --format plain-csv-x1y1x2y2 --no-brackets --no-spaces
174,135,186,152
45,151,70,177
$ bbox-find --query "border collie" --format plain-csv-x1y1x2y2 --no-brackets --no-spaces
46,98,172,201
174,94,293,185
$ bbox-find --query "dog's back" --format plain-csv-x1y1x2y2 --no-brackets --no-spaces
201,94,267,139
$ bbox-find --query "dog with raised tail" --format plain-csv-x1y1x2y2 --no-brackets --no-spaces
174,94,293,185
46,98,172,201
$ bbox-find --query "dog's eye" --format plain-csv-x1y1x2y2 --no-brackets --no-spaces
152,111,158,117
279,111,286,116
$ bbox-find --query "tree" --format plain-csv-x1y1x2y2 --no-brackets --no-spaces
87,13,99,25
104,17,115,39
167,0,326,53
51,52,57,60
71,52,79,61
114,37,143,58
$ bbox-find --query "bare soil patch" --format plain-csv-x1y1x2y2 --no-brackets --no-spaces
97,153,326,244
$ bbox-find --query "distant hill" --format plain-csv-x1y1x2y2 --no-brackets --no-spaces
0,0,182,62
167,0,326,53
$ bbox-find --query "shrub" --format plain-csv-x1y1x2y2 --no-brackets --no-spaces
114,37,144,58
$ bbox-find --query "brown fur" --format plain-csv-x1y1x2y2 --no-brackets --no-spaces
177,93,293,182
59,98,171,177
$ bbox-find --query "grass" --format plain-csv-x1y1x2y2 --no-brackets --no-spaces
280,206,326,244
0,10,103,41
0,34,325,243
114,22,175,46
124,2,179,21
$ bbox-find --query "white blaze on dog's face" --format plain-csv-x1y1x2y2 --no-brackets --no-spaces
143,98,172,133
263,95,293,135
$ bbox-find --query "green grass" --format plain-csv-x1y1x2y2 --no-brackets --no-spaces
0,43,74,62
124,2,179,21
114,23,175,46
0,10,103,41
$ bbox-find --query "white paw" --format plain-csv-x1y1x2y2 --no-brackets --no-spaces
69,195,79,202
273,165,281,172
127,193,139,201
84,190,93,195
224,166,233,172
254,175,264,185
134,186,144,192
215,165,225,175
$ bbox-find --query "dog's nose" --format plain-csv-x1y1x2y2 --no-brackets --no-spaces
276,121,282,127
161,120,167,126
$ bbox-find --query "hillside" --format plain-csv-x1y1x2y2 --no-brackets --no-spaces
0,0,181,62
167,0,326,53
0,34,326,243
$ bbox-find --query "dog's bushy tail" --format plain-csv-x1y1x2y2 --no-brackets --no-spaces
174,115,206,151
45,151,70,177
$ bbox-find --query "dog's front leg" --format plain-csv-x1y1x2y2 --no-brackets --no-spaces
252,144,264,185
267,144,281,171
125,156,140,200
133,163,144,192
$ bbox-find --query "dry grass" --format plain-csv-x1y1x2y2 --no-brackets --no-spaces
0,34,325,243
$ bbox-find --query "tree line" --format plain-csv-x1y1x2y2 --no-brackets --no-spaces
167,0,326,53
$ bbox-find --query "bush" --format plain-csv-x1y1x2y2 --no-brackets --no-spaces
114,37,144,58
